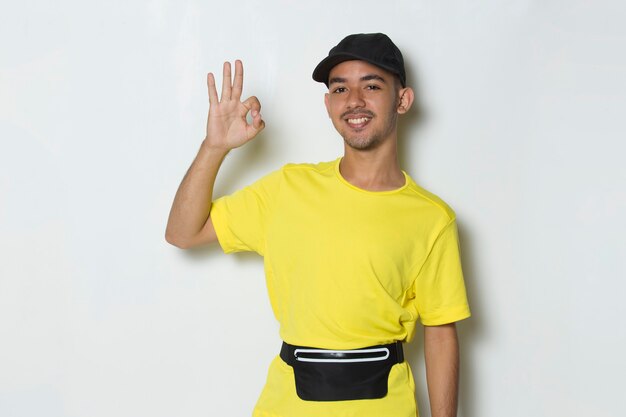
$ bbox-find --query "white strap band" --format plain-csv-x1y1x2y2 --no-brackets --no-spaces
293,347,390,363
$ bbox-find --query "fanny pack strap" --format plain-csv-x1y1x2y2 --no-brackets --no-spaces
280,341,404,366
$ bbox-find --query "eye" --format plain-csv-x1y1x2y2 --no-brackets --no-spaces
366,84,381,91
332,87,347,93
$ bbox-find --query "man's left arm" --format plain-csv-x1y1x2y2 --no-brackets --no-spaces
424,322,460,417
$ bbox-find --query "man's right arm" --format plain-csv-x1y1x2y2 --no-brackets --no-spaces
165,143,227,248
165,60,264,249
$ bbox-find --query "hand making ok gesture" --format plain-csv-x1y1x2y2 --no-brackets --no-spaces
204,60,265,150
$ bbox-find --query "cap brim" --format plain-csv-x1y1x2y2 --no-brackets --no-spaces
312,52,403,87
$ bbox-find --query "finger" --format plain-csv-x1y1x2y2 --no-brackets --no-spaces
252,112,264,130
207,73,219,105
246,114,265,139
231,60,244,101
221,61,232,101
242,95,261,114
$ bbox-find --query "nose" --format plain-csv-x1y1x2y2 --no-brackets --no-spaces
346,88,365,109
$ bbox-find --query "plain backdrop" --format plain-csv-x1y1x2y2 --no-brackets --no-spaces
1,1,625,416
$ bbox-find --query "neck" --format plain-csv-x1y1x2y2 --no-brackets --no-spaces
339,138,405,191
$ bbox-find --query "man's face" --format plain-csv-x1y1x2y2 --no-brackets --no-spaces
324,60,405,151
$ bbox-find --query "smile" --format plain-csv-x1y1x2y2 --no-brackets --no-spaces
346,116,371,128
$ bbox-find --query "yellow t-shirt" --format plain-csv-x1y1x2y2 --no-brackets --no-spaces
210,158,470,417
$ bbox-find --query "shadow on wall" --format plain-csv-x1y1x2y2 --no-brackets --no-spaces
397,58,427,177
399,60,485,417
456,219,484,417
404,220,483,417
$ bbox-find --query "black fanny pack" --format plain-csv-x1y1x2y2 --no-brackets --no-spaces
279,341,404,401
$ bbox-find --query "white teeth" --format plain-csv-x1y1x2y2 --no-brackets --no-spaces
347,117,370,124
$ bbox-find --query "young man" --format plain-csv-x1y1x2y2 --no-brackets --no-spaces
166,33,471,417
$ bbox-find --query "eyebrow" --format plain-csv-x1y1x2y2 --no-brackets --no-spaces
328,74,387,85
361,74,387,83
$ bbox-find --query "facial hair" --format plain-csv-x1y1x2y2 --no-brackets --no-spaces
340,108,398,151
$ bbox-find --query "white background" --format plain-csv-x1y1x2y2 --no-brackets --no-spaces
1,1,625,416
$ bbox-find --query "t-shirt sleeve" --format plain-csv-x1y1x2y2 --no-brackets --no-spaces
209,167,283,256
412,218,471,326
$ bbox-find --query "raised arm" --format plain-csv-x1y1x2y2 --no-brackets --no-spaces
165,60,264,249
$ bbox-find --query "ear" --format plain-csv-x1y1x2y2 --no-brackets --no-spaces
396,87,415,115
324,93,331,117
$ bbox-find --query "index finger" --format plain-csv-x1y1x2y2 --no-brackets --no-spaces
231,60,244,100
207,72,219,105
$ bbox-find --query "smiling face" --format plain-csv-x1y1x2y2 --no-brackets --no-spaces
324,60,413,151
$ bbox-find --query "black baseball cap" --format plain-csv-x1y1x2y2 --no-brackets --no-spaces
312,33,406,88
